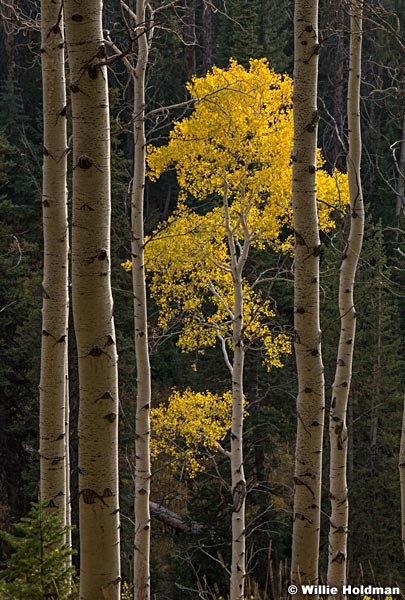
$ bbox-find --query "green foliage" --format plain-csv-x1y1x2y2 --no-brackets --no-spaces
215,0,264,67
0,131,42,515
347,223,404,587
0,502,76,600
320,219,405,586
0,78,42,220
214,0,292,73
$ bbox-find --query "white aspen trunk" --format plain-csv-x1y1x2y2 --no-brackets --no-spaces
327,2,364,595
229,288,246,600
132,2,152,598
290,0,324,591
39,0,68,529
65,357,72,556
64,1,121,598
224,193,248,600
399,392,405,557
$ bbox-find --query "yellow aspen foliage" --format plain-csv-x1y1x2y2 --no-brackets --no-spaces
122,59,348,365
147,59,348,244
138,61,347,362
150,389,235,477
120,60,349,481
130,202,291,368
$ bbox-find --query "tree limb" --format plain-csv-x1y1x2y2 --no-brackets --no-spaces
150,501,204,534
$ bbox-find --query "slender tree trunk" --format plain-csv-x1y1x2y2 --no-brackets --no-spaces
201,1,214,74
399,392,405,558
229,288,246,600
64,1,121,598
183,0,196,81
290,0,324,591
330,0,345,171
39,0,68,530
327,1,364,595
0,0,16,79
395,113,405,222
224,192,248,600
132,2,153,599
65,358,72,553
370,279,382,455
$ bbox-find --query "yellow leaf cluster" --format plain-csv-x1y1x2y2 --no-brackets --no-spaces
147,58,348,250
151,389,235,477
121,259,132,272
145,203,291,368
121,581,133,600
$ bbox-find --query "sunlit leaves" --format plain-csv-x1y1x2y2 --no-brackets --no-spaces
147,58,348,249
142,203,291,368
150,389,234,477
143,59,348,365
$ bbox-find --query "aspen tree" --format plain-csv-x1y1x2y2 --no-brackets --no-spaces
39,0,69,532
290,0,324,591
224,189,248,600
107,3,154,595
141,61,347,599
132,2,153,598
125,60,347,598
327,1,364,594
64,1,120,598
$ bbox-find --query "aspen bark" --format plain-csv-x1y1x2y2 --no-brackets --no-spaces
224,193,248,600
328,2,364,593
65,361,72,553
132,2,153,598
39,0,69,529
290,0,324,591
64,1,121,598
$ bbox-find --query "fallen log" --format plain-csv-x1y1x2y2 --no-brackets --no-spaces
150,501,204,535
